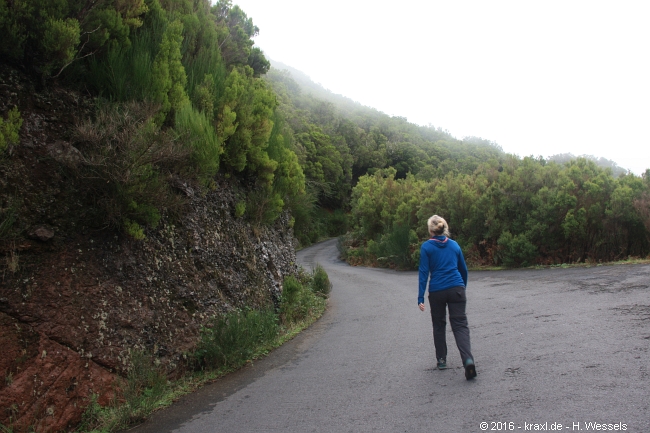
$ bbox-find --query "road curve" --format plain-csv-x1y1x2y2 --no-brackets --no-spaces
126,239,650,432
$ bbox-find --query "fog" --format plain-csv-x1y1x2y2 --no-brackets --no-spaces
233,0,650,175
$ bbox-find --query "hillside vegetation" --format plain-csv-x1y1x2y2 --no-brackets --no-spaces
1,0,308,241
0,1,324,431
3,0,645,269
262,64,650,268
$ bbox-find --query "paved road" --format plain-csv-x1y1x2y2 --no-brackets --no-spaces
127,239,650,432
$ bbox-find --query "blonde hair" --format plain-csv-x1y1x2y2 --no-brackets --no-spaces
427,215,450,237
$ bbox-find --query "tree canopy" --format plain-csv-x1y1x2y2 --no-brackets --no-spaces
2,0,648,260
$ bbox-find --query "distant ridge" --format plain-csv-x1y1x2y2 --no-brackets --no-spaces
269,59,396,120
270,60,633,177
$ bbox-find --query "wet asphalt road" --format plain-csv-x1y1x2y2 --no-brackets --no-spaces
126,239,650,433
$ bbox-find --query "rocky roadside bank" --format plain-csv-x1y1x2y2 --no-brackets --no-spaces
0,66,299,432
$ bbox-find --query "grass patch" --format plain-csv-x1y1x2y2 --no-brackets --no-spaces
75,266,329,433
75,351,172,432
193,308,279,370
470,257,650,272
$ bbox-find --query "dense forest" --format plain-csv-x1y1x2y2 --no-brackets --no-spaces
262,65,650,268
1,0,649,269
1,0,304,238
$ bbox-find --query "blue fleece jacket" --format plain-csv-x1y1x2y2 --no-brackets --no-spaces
418,236,468,304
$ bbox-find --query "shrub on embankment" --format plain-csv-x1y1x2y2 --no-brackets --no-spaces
72,267,329,433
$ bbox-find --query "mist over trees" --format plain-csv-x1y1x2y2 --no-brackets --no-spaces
264,62,650,267
1,0,648,266
548,153,628,177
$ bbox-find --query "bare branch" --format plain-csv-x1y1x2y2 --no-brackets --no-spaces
51,26,102,79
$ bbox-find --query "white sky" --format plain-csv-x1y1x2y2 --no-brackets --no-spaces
233,0,650,175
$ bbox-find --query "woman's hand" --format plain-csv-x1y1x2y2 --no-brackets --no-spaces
418,303,426,312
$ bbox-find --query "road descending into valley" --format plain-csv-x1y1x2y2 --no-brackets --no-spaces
127,239,650,433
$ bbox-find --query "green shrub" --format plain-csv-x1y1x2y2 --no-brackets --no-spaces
75,274,330,433
336,235,347,259
73,101,188,235
325,208,349,236
337,233,371,266
311,264,331,297
281,275,302,306
279,275,308,324
193,309,279,370
372,224,418,269
289,187,321,247
122,351,169,414
174,104,221,183
245,188,284,226
86,8,165,103
0,0,30,61
388,224,415,267
124,219,145,240
88,32,155,101
0,205,17,241
498,231,538,267
0,107,23,153
150,20,189,123
234,201,246,218
77,351,169,432
338,225,419,269
76,394,103,432
42,17,80,72
184,48,226,118
191,74,216,116
366,238,380,258
280,269,329,324
0,0,147,77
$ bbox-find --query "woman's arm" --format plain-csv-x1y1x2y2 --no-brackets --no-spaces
418,243,429,304
458,247,468,288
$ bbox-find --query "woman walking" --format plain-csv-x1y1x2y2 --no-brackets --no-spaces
418,215,476,380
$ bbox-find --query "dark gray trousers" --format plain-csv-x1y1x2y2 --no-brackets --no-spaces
428,287,474,365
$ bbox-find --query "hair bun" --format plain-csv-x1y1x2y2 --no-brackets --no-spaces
427,215,450,237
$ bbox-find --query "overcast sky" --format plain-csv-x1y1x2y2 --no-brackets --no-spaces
233,0,649,175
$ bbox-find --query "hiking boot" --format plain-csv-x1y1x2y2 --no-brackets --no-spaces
464,359,477,380
437,358,447,370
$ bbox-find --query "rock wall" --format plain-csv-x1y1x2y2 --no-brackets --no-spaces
0,187,299,432
0,66,299,431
